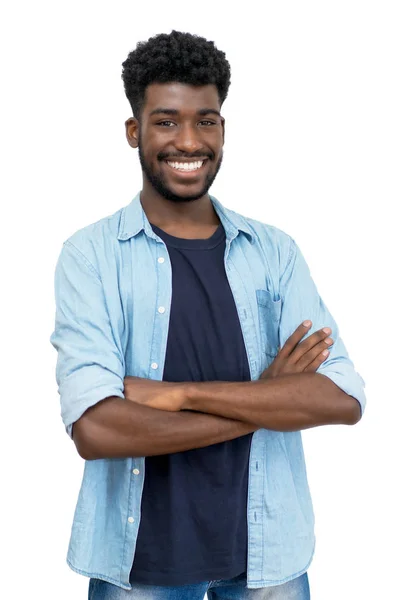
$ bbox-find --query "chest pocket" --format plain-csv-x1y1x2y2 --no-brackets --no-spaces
256,289,282,358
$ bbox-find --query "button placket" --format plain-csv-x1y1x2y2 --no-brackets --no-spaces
152,249,169,378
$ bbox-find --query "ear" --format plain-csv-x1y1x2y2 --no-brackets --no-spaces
221,117,225,146
125,117,140,148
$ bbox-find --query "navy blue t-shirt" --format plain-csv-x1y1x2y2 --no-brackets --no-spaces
130,221,253,586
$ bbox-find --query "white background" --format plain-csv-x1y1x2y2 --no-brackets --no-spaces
1,1,402,598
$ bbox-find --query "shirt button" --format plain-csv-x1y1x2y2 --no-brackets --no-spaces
132,469,140,475
158,306,165,314
128,517,135,523
158,257,165,264
151,362,158,370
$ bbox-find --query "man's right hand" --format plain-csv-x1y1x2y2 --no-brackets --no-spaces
260,321,333,380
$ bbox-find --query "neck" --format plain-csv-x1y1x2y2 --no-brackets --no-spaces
140,182,220,231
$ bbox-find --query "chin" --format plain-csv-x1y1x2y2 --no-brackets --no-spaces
163,190,207,204
158,180,211,203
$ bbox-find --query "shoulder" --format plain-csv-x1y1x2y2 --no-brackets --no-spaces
221,203,296,270
60,206,125,274
65,205,123,249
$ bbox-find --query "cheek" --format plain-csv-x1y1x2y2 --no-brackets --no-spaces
143,137,168,164
209,134,224,155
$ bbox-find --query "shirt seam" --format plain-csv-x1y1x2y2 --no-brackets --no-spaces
279,236,296,302
131,562,246,579
162,239,225,251
284,237,296,274
64,240,102,282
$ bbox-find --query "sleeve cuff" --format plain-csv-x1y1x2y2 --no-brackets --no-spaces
59,367,125,439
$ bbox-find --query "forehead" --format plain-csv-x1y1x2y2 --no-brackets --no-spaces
143,82,221,115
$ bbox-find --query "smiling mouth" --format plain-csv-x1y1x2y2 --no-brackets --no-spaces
165,159,206,173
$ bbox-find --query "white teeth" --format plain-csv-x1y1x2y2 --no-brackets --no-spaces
167,160,203,171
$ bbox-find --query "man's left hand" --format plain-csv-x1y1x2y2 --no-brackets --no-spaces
123,376,187,411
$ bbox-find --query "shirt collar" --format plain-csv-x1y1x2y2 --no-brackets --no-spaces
117,192,256,244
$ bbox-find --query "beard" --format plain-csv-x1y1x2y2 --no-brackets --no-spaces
138,139,223,204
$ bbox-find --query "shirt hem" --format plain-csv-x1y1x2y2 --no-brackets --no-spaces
246,543,315,589
66,558,132,591
67,545,314,592
131,563,246,586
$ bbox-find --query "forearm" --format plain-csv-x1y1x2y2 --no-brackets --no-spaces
73,396,258,460
184,373,361,431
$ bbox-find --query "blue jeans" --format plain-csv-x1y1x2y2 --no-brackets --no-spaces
88,571,310,599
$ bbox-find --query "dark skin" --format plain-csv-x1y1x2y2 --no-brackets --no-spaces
73,82,361,461
122,326,358,431
75,323,338,460
125,82,223,238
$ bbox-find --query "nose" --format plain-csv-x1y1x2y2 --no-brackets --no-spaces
174,123,204,154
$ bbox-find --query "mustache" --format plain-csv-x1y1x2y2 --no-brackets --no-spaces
157,151,214,161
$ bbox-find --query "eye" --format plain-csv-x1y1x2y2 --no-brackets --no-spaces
157,121,176,127
199,120,216,126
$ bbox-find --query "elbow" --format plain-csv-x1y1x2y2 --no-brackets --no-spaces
319,374,362,426
72,417,99,460
71,397,119,460
343,396,362,426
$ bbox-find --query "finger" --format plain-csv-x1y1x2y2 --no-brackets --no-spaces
279,321,313,358
290,327,332,363
303,348,331,372
297,337,333,370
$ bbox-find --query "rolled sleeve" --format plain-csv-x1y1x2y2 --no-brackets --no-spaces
279,238,366,416
50,241,125,439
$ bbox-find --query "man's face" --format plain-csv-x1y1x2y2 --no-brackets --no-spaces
126,82,225,203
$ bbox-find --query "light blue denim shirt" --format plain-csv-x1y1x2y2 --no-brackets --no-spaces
50,193,366,590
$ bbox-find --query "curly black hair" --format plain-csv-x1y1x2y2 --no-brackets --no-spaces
121,30,231,118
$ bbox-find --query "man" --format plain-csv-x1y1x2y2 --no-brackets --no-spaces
50,31,365,600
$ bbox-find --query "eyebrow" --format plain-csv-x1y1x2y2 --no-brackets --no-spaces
149,108,221,117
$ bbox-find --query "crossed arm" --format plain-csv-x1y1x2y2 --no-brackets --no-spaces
54,239,364,461
123,323,361,430
74,323,361,460
131,374,360,430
